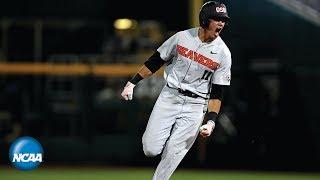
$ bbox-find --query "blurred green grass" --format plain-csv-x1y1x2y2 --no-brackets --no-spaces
1,166,320,180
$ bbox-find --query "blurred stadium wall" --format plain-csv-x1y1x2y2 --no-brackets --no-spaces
0,0,319,172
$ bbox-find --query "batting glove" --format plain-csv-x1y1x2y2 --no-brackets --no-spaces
121,81,136,100
199,120,215,138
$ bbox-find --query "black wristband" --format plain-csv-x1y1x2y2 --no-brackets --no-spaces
129,73,143,85
206,111,218,122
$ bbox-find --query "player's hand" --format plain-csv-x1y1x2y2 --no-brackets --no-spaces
121,81,136,100
199,121,215,138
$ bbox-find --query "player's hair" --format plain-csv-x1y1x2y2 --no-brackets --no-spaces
199,1,230,28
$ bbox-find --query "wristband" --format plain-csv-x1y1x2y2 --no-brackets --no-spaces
129,73,143,85
206,111,218,122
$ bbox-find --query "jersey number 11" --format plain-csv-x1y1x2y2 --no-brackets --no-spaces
201,70,213,80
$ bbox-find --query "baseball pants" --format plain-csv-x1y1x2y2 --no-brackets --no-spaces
142,85,207,180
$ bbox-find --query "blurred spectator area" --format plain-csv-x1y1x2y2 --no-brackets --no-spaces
0,17,167,145
0,18,167,64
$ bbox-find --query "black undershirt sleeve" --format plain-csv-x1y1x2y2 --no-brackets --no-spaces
144,51,166,73
210,84,226,101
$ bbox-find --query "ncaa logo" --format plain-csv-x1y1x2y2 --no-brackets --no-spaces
9,136,44,171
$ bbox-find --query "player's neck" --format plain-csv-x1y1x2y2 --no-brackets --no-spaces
198,27,218,43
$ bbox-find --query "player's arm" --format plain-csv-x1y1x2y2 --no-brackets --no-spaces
130,51,166,83
200,84,226,138
121,51,166,100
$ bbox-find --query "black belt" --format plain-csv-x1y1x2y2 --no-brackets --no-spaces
166,84,204,99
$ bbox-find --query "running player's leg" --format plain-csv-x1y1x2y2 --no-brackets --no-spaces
152,97,207,180
142,88,183,157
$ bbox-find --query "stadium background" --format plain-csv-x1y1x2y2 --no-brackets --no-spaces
0,0,320,179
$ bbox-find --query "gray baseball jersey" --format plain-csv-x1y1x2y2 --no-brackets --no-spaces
158,27,232,97
142,27,232,180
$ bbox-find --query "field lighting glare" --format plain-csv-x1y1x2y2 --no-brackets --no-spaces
114,18,137,30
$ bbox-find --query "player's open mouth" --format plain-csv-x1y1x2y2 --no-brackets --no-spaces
216,28,222,32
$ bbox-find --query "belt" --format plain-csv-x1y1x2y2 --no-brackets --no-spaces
166,84,204,99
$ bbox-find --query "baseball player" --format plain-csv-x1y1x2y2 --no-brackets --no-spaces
121,1,231,179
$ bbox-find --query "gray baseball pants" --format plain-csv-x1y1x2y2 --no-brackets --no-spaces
142,85,207,180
